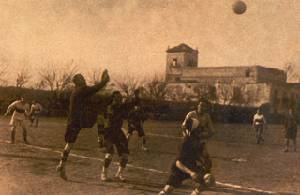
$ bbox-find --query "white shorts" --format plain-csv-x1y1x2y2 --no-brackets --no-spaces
9,118,27,129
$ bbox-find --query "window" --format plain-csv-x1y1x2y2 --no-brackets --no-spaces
245,69,250,77
172,59,178,67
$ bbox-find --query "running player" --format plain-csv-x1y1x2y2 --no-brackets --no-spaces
56,70,110,180
4,97,30,144
181,99,215,162
158,122,213,195
30,100,43,128
101,91,129,182
127,89,148,151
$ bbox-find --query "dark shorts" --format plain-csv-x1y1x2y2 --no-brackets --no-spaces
65,124,81,143
104,128,129,156
285,128,297,139
128,122,145,137
167,163,205,188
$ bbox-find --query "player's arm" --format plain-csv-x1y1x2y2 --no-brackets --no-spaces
181,112,192,129
175,160,198,179
5,101,18,115
82,69,110,97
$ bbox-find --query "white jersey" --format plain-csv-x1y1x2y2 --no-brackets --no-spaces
7,100,30,121
253,113,266,126
31,103,42,114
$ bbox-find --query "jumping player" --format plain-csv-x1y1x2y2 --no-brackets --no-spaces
158,121,213,195
56,70,110,180
4,97,30,144
252,108,267,144
181,99,215,161
127,89,148,151
30,100,43,128
101,91,129,182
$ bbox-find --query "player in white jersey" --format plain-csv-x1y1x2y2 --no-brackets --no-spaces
30,100,43,128
252,108,267,144
4,97,30,144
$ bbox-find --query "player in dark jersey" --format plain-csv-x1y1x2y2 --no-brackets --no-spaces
158,125,213,195
127,89,148,151
284,108,298,152
56,70,110,180
101,91,129,182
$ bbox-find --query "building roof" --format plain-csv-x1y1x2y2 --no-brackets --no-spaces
167,43,196,53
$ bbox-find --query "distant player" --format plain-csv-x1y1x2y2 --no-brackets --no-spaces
30,100,43,128
4,97,30,144
158,121,214,195
283,108,298,152
101,91,129,182
127,89,148,151
56,70,110,180
252,108,267,144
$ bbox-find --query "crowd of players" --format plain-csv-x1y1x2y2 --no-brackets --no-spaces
3,69,298,195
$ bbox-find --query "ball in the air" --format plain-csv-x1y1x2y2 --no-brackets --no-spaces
232,1,247,15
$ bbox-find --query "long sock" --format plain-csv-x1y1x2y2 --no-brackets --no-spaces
11,130,15,143
23,128,27,142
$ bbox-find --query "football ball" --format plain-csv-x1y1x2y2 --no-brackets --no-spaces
232,0,247,15
203,173,216,187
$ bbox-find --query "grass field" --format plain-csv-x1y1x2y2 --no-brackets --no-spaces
0,116,299,195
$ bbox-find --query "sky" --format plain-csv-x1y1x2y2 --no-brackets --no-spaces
0,0,299,84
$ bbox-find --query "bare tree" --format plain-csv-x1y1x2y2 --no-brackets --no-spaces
0,61,9,86
144,74,167,101
114,72,141,98
284,62,300,82
16,67,31,88
38,61,78,92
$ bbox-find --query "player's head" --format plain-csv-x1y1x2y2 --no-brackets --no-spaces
197,98,209,114
112,91,122,105
72,74,86,86
134,88,140,97
257,108,262,114
17,95,24,102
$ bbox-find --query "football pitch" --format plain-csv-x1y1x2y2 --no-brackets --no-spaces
0,116,299,195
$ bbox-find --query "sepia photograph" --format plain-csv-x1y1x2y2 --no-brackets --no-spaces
0,0,299,194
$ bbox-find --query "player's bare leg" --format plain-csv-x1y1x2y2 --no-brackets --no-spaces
141,136,148,151
22,127,29,144
158,185,174,195
10,127,16,144
101,153,112,181
56,143,73,180
284,139,289,152
115,153,128,181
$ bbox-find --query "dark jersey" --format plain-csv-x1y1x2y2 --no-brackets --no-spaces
106,103,128,131
175,137,204,170
68,83,106,128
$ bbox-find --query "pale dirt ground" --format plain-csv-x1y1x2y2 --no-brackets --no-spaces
0,116,299,195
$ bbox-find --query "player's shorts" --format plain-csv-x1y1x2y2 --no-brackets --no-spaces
285,128,297,139
9,118,26,129
167,163,205,188
64,124,81,143
128,122,145,137
103,128,129,156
